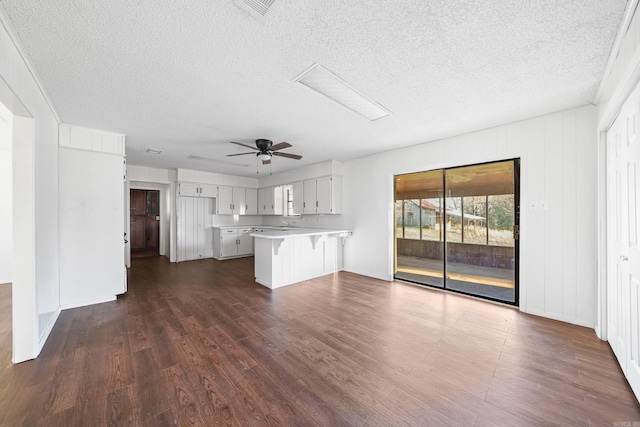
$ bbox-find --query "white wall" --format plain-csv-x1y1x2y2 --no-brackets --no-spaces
127,165,264,261
58,125,126,309
0,7,61,362
0,102,12,284
259,106,597,328
343,106,597,327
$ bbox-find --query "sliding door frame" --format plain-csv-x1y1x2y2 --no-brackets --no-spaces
395,158,521,306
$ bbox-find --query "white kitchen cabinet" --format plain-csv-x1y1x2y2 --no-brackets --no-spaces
291,181,304,215
221,230,239,258
303,179,317,214
258,186,283,215
217,186,257,215
237,230,254,255
299,176,342,214
217,185,234,214
316,175,341,214
200,184,218,198
233,187,246,215
179,182,217,198
213,227,254,259
245,188,258,215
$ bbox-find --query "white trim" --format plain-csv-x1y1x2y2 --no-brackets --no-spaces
36,307,60,353
595,0,640,104
129,182,170,259
0,5,60,124
60,295,116,311
523,308,594,329
596,129,608,340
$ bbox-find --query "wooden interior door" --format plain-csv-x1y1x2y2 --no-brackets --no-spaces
129,189,160,256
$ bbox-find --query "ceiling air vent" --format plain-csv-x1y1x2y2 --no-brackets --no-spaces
233,0,281,20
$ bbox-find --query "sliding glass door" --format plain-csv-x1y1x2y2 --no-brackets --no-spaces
395,170,445,288
394,159,519,305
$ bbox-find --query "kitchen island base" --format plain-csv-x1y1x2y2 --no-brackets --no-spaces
252,229,351,289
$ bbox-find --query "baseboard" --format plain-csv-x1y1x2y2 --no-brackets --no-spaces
36,307,61,356
61,295,117,310
522,307,594,329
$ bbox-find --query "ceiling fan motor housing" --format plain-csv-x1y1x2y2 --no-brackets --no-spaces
255,139,273,151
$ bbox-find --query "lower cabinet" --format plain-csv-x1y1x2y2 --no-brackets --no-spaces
213,227,254,260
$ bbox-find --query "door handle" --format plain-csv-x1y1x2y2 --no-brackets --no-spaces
620,255,629,261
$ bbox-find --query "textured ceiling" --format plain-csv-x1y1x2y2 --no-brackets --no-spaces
0,0,627,177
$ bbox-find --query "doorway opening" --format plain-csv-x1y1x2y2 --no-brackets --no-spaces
394,159,520,305
130,189,160,258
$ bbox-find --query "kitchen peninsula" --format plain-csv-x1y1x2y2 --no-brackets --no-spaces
251,228,352,289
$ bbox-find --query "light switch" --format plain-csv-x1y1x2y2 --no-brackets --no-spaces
539,200,548,211
529,201,538,211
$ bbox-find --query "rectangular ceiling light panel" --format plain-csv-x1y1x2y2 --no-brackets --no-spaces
233,0,281,20
293,63,392,121
188,154,249,167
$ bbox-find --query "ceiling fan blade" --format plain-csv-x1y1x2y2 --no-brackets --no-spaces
271,142,292,151
273,152,302,160
226,152,255,157
229,141,258,150
262,159,271,165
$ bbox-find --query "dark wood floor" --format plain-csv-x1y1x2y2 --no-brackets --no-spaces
0,257,638,426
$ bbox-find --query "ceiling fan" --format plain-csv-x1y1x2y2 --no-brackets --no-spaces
227,139,303,164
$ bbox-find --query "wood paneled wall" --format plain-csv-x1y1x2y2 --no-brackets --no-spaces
342,105,597,327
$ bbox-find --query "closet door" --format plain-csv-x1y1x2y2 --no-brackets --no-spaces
178,197,212,261
607,85,640,396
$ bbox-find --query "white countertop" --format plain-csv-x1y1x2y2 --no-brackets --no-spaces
250,228,351,239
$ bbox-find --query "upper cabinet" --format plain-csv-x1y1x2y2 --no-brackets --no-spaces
258,186,283,215
245,188,258,215
179,176,340,215
290,181,304,215
178,182,217,198
292,176,341,214
217,185,233,214
217,185,258,215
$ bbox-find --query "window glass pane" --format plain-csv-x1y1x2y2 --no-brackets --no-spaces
394,200,403,239
446,196,462,243
463,196,487,244
403,200,420,240
488,194,514,247
421,198,442,241
394,170,444,287
445,161,516,304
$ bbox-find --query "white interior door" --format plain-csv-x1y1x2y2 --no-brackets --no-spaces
607,83,640,398
624,91,640,395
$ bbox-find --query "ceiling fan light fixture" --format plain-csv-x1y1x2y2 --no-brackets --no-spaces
257,152,272,161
